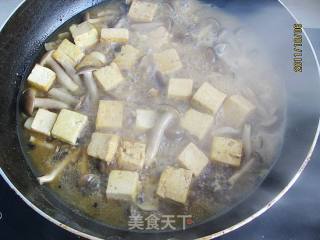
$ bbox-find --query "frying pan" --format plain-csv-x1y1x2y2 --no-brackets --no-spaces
0,0,319,239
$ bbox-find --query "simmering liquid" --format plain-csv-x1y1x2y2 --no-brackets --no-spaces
20,0,286,230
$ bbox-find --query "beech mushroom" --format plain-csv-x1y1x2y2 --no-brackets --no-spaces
146,105,180,166
228,152,263,186
38,148,81,185
76,52,107,104
40,51,80,94
56,58,83,87
77,67,100,104
48,88,80,106
21,88,69,116
76,51,107,71
79,174,101,193
242,124,252,161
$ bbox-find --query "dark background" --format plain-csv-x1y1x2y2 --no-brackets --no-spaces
0,3,319,240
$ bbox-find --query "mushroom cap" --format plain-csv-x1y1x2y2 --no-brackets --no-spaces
158,103,180,118
90,52,107,65
76,51,107,72
40,50,54,66
76,66,100,75
21,88,36,116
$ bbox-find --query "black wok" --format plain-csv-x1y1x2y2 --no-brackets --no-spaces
0,0,319,239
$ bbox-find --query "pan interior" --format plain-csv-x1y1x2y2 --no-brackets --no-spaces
17,0,287,234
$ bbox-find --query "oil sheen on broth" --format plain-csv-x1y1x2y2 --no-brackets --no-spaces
21,0,286,230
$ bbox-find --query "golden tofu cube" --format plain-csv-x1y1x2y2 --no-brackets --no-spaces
54,39,84,65
118,141,146,171
94,63,125,92
96,100,124,130
52,48,76,67
51,109,88,145
128,1,158,23
27,64,56,91
156,167,193,205
69,21,99,49
153,49,183,74
106,170,140,201
101,28,129,44
87,132,120,163
168,78,193,100
180,109,213,140
135,109,157,130
192,82,227,114
223,95,256,128
178,143,209,177
211,136,243,167
31,109,57,136
114,45,142,70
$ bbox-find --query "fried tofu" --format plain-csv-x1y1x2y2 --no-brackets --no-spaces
69,21,99,49
27,64,56,92
135,109,157,130
223,95,256,128
87,132,120,163
157,167,193,205
180,109,213,140
128,1,158,23
118,140,146,171
178,143,209,176
31,109,57,136
101,28,129,44
191,82,227,114
51,109,88,145
211,136,243,167
106,170,140,201
94,63,125,92
54,39,84,66
153,49,183,75
96,100,124,130
113,45,142,70
168,78,193,100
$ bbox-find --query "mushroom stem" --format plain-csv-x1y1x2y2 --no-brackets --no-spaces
40,51,80,94
85,12,91,21
38,149,81,185
228,157,255,186
77,67,100,104
242,124,252,161
58,60,83,87
34,98,70,110
48,88,80,105
146,106,179,166
82,72,99,104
